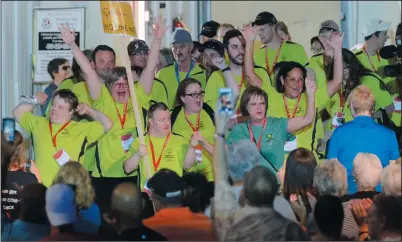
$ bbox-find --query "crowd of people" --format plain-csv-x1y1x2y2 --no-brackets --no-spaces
1,9,401,241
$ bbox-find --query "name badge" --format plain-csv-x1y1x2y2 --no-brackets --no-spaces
332,112,345,129
195,146,203,164
394,97,401,112
284,137,297,152
53,149,71,166
120,133,134,153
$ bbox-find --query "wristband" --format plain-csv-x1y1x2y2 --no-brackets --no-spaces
222,67,230,72
20,95,39,105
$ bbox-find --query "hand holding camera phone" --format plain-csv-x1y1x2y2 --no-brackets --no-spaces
2,118,16,143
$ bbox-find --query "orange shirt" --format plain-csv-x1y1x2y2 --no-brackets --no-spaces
143,207,214,241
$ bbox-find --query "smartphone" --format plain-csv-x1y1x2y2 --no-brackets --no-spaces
2,118,16,143
217,88,234,116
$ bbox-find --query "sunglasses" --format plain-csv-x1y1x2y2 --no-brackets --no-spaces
61,66,71,71
184,91,205,99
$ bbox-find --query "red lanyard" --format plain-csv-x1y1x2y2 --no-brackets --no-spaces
362,46,380,72
248,117,267,150
149,132,171,171
184,111,201,132
114,101,128,129
49,121,71,148
283,95,302,118
238,70,245,90
265,41,284,76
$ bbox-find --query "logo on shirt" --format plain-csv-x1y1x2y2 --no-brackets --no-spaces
164,148,175,161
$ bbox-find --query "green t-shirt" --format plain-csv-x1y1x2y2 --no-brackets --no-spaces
227,117,289,171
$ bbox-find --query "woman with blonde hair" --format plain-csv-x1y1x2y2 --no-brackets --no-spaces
53,162,100,234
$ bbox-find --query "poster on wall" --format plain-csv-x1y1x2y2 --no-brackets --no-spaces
33,8,85,83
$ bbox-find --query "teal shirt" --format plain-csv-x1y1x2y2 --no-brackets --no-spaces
227,117,289,171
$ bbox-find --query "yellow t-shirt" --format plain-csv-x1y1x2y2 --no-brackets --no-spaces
354,49,396,93
204,66,275,113
129,133,189,190
254,41,309,85
91,83,151,178
72,82,94,106
151,63,207,109
171,107,215,181
267,87,329,160
151,78,169,106
19,112,105,187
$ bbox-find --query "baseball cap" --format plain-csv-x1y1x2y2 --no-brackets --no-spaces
201,39,225,56
127,39,150,56
46,183,77,226
171,29,193,45
252,12,277,26
199,20,221,38
319,20,340,33
193,41,204,52
364,19,391,37
147,169,187,199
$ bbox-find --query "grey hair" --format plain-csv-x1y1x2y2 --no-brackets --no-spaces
227,140,265,182
314,159,348,196
381,163,401,196
353,153,382,189
104,66,127,88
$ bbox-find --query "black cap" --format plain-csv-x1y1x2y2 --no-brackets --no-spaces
199,20,220,38
148,169,187,199
127,39,150,56
252,12,277,26
193,41,204,52
201,39,225,57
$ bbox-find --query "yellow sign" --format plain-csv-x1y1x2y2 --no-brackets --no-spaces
100,1,136,36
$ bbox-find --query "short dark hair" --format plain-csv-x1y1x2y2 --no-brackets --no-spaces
148,102,169,119
175,78,202,107
19,183,48,224
364,31,383,41
310,36,322,47
72,49,93,83
239,86,268,116
275,61,307,93
223,29,243,50
371,195,402,235
52,89,79,111
243,166,278,207
314,195,344,239
47,58,68,79
92,45,116,62
182,172,214,213
282,148,317,215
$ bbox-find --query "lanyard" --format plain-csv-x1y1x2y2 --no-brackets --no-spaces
49,121,71,148
362,46,380,72
338,88,346,110
174,60,195,83
184,111,201,132
238,69,246,90
149,132,171,171
283,95,302,118
265,41,284,76
248,117,267,150
114,101,129,129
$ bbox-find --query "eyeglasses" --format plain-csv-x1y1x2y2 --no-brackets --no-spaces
112,83,129,89
184,91,205,99
61,66,71,71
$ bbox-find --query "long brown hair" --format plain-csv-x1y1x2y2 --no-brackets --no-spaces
8,130,26,171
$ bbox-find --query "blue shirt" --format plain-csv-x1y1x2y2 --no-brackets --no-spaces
2,219,50,241
41,82,58,116
327,116,400,194
74,203,101,235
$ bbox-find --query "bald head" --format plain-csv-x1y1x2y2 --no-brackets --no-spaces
243,166,278,207
111,182,143,223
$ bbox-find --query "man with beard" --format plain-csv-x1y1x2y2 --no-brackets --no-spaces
253,12,308,86
151,29,206,109
196,39,224,81
204,30,272,126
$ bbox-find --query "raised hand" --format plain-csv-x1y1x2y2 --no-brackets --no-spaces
211,56,227,70
326,32,344,50
152,16,170,40
191,131,206,147
305,75,317,97
35,92,48,105
76,103,92,116
351,198,372,226
240,23,257,42
58,23,76,46
290,194,307,225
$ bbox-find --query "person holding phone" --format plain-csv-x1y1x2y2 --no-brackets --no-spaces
1,130,40,221
12,90,112,187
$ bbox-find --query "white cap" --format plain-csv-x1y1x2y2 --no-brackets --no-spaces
363,19,391,37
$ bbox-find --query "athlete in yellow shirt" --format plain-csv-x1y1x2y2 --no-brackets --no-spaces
252,12,308,85
124,102,195,190
13,90,112,187
151,29,207,109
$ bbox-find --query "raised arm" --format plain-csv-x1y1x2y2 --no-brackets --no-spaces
76,103,112,133
59,24,102,100
241,24,263,87
211,56,240,103
321,32,344,98
287,77,316,133
124,144,147,174
139,17,170,94
13,92,47,123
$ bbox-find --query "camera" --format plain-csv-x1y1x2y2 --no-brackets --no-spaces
379,23,401,77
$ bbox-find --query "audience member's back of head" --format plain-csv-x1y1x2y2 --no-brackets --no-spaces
369,194,402,239
109,182,142,225
381,163,401,196
182,172,214,213
314,159,348,197
314,195,344,240
45,183,77,229
243,166,278,207
19,183,48,224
